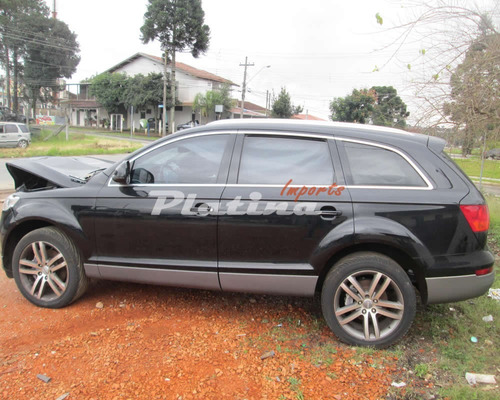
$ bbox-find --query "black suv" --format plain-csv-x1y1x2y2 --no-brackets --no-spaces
1,120,494,347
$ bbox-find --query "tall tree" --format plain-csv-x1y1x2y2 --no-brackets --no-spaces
271,87,303,119
444,32,500,155
375,0,498,130
140,0,210,135
370,86,410,128
0,0,49,111
330,89,376,124
23,15,80,116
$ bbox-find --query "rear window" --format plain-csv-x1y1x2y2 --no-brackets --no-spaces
343,141,427,187
19,124,29,133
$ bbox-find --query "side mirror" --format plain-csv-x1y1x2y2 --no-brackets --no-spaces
112,161,131,184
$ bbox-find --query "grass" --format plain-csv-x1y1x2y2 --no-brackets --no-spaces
400,195,500,398
452,158,500,180
487,195,500,243
69,126,159,141
0,130,144,158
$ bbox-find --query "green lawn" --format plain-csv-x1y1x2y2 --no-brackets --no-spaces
452,158,500,180
0,131,144,158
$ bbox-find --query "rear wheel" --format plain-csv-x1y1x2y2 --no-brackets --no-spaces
321,252,416,348
18,139,28,149
12,227,89,308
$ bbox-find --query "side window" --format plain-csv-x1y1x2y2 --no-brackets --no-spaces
19,124,29,133
131,134,230,184
5,124,18,133
0,125,4,133
238,136,334,185
343,142,426,187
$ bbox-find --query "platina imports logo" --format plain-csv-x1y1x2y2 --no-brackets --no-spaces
151,180,345,216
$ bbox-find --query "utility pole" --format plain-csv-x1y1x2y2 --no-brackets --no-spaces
52,0,57,19
162,49,168,137
239,57,254,119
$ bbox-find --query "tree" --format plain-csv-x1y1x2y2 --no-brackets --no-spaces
329,89,376,124
330,87,409,127
23,15,80,116
444,32,500,155
193,83,234,123
89,72,129,115
124,72,174,126
375,0,498,131
271,87,303,118
140,0,210,135
0,0,49,112
370,86,410,128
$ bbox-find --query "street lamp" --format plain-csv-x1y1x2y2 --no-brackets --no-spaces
240,64,271,119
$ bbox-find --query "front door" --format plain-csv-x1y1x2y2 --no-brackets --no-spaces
93,133,234,290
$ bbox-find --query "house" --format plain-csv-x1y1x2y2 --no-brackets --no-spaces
291,113,326,121
63,53,236,131
229,100,269,118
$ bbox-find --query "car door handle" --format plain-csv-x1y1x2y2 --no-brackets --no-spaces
318,206,342,220
190,202,213,215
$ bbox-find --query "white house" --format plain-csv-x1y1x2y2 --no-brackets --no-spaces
64,53,236,131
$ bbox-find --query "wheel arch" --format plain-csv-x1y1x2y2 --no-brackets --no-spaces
2,217,90,278
315,243,427,303
2,219,53,277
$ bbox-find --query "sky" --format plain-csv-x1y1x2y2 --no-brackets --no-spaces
47,0,498,122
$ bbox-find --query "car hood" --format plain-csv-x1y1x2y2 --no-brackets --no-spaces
6,156,115,191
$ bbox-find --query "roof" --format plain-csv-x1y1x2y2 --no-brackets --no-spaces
60,99,101,108
106,53,236,86
291,113,326,121
197,119,437,149
230,106,267,118
236,101,267,113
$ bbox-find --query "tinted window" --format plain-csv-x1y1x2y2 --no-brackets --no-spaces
238,136,334,185
343,142,426,187
0,125,4,133
131,134,229,184
5,124,17,133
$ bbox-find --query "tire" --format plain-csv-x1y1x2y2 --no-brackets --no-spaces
18,139,28,149
321,252,416,348
12,227,89,308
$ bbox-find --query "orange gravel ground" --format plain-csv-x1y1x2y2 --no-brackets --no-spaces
0,272,398,400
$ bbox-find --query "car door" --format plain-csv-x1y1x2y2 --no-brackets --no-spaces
0,124,7,146
218,132,354,296
4,124,20,147
93,132,235,290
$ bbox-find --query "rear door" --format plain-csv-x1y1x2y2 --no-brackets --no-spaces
218,132,354,296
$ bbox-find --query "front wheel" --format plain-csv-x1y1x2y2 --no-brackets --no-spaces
321,252,416,348
18,139,28,149
12,227,89,308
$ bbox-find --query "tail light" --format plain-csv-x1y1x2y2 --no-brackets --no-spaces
460,204,490,232
475,267,493,276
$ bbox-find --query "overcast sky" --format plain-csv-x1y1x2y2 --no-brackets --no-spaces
47,0,498,122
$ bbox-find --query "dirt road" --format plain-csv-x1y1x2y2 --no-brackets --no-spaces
0,272,400,400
